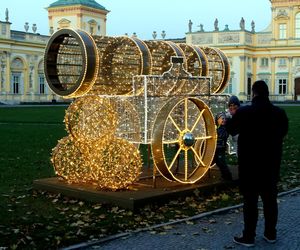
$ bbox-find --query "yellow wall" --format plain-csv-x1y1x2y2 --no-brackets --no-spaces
186,0,300,101
48,6,108,36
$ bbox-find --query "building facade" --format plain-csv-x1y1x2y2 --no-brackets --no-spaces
0,19,50,104
0,0,108,104
186,0,300,101
1,0,300,104
47,0,109,36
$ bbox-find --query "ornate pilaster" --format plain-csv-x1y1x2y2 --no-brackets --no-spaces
239,56,247,96
252,58,257,82
270,57,276,95
0,56,6,92
29,64,34,89
3,51,10,94
288,57,293,95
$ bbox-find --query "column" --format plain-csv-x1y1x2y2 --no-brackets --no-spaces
0,56,6,94
288,57,293,99
270,57,276,95
239,56,246,99
252,58,257,82
29,63,34,101
24,55,31,98
289,6,295,40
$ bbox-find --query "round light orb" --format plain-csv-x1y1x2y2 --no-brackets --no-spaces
89,137,142,190
65,95,118,142
51,136,92,184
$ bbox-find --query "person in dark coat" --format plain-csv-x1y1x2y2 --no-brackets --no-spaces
227,80,288,247
213,112,232,181
226,95,241,154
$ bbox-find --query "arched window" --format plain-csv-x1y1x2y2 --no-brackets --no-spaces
295,13,300,38
11,58,24,69
88,19,97,35
11,58,24,94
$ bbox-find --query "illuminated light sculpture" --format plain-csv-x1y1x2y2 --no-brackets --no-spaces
65,95,118,142
89,137,142,190
92,36,152,95
199,47,230,94
151,97,216,183
44,29,100,98
178,44,208,77
51,135,93,184
44,28,231,189
144,40,186,76
111,98,141,146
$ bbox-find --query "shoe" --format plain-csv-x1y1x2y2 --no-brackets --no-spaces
233,236,255,247
263,235,277,243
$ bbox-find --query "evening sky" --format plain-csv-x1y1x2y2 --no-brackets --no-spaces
0,0,271,39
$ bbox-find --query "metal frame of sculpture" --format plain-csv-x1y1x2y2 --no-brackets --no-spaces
44,29,230,190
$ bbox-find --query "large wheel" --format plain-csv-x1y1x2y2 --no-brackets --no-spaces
151,97,217,184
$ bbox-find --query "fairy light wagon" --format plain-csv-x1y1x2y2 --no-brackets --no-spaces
44,29,230,190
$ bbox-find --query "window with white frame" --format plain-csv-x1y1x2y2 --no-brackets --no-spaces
295,58,300,66
279,24,287,39
278,58,287,66
278,78,287,94
260,58,269,67
296,13,300,38
1,24,6,35
12,74,20,94
224,77,233,94
39,75,45,94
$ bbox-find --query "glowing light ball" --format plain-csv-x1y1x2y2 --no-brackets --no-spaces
51,136,92,184
89,137,142,190
65,95,118,142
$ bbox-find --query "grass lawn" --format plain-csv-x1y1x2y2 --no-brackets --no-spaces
0,105,299,249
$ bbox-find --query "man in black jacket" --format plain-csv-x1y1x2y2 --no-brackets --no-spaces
228,80,288,247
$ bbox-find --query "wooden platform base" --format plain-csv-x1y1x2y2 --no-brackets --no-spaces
33,166,238,210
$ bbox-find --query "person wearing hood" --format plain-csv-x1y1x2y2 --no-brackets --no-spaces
226,95,241,155
228,95,241,115
228,80,288,247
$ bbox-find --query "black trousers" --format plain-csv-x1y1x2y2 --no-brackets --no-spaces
241,183,278,239
214,148,232,180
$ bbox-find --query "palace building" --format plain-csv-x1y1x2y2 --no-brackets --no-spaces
186,0,300,101
0,17,49,104
0,0,108,104
1,0,300,103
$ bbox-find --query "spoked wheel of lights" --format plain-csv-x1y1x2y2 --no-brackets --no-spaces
151,97,217,184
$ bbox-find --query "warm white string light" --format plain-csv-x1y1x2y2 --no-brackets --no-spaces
47,29,231,188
